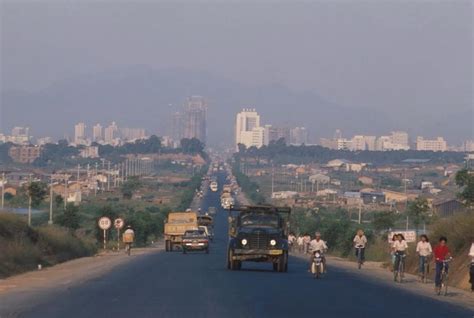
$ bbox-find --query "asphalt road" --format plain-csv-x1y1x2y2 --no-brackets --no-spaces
21,172,473,318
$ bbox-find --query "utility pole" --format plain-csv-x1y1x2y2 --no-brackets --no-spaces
358,201,362,224
64,176,68,209
28,174,32,226
77,164,80,181
271,164,274,197
49,175,53,225
107,161,111,191
95,163,98,196
1,172,5,210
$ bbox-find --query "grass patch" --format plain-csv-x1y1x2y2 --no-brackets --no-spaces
0,212,97,278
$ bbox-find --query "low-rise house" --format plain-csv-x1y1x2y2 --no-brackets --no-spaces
358,176,373,186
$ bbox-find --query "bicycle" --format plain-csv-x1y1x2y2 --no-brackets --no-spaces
437,258,452,296
420,256,430,283
125,242,132,256
355,246,364,270
393,252,406,283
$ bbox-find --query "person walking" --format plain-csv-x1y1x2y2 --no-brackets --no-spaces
303,234,311,254
297,235,304,253
469,240,474,292
433,236,451,293
416,234,432,281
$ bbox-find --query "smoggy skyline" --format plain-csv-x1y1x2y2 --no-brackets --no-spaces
0,1,473,144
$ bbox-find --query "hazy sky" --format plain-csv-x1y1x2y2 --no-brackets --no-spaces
0,0,473,136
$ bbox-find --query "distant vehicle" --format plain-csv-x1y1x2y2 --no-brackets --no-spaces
210,181,218,192
198,225,213,241
227,205,291,272
221,193,234,209
182,230,209,254
208,206,217,215
164,212,198,252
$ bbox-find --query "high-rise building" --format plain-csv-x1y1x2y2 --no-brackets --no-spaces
235,109,265,149
235,109,261,147
74,122,86,144
121,128,146,141
9,127,30,144
172,111,184,142
92,124,103,142
290,127,309,145
391,131,409,149
183,96,207,144
416,137,447,152
104,122,119,144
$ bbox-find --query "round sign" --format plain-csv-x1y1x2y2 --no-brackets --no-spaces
98,217,112,230
114,218,124,229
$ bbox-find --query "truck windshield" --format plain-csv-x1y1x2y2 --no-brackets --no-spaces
240,213,279,228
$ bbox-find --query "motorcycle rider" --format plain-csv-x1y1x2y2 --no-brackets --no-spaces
309,232,328,272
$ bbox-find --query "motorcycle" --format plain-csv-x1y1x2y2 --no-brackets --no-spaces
311,250,325,279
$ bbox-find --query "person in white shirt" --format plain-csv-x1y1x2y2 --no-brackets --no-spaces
309,232,328,272
392,234,408,277
469,241,474,292
353,229,368,263
416,234,432,280
297,236,304,253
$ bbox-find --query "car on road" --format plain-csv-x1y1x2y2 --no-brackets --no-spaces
182,230,210,254
227,205,291,272
208,206,217,215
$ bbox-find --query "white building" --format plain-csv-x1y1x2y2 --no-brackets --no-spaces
80,146,99,158
416,137,447,152
92,124,103,142
74,122,86,144
104,122,119,144
235,109,264,149
290,127,308,145
391,131,409,149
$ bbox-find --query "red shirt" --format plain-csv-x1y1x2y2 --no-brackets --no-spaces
433,245,450,261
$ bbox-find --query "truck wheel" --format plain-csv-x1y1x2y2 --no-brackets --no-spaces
165,240,170,252
273,263,278,271
182,247,187,254
228,249,241,270
277,252,288,273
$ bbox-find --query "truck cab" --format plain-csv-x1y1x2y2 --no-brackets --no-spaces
227,205,290,272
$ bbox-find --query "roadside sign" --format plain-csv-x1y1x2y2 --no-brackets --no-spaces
98,217,112,230
114,218,124,229
388,231,417,243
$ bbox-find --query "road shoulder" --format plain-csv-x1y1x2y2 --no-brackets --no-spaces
0,247,162,317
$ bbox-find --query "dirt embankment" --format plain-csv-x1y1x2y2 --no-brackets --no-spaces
0,212,97,278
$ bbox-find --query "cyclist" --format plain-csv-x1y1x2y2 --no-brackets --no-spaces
469,240,474,292
416,234,432,281
309,232,328,272
433,236,451,293
123,225,135,254
353,229,368,264
392,234,408,281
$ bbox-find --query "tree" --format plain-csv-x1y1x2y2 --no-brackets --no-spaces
27,182,48,208
407,198,430,234
455,169,474,208
372,211,398,232
180,138,204,154
121,177,141,199
56,203,81,230
55,195,64,208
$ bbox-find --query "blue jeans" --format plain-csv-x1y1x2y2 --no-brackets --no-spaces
435,261,448,287
418,256,428,274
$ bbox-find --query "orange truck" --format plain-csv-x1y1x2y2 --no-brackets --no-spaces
164,212,198,252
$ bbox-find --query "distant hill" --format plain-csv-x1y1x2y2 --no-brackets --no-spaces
0,66,470,146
